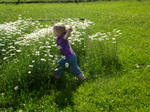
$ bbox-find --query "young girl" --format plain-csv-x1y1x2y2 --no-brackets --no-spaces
52,22,86,81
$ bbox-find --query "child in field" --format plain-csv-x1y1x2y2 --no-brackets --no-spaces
52,22,86,81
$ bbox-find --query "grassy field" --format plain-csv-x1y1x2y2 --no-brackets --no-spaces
0,1,150,112
0,0,147,3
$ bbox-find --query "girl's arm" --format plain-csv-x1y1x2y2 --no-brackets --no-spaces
64,27,73,40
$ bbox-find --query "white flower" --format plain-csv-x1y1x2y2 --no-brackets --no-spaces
39,46,44,49
116,30,120,33
1,49,6,52
147,65,150,68
98,38,104,41
10,54,15,56
16,49,22,53
41,58,46,62
46,41,50,45
8,46,15,49
35,51,40,56
55,68,58,71
19,110,23,112
46,46,51,48
112,38,116,40
3,57,8,60
65,63,69,68
28,71,31,74
136,64,140,68
49,55,53,58
29,65,33,68
14,86,19,91
105,38,109,40
0,43,5,46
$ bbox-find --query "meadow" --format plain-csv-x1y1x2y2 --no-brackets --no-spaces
0,1,150,112
0,0,148,3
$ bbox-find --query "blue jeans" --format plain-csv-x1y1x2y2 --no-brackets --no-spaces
55,55,82,77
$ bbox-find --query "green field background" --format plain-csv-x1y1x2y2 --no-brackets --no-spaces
0,0,148,3
0,1,150,111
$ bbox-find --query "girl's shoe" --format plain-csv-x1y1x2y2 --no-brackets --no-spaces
77,74,86,81
53,74,60,79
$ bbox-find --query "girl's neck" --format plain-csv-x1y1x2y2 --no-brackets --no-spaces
57,32,66,38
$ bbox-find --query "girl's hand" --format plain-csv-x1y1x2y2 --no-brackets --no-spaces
68,27,73,32
64,27,72,40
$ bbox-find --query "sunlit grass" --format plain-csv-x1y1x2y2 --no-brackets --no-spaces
0,1,150,111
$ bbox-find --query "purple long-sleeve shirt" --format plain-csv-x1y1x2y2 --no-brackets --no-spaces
57,33,75,59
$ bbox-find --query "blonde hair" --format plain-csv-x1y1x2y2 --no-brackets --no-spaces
53,23,67,34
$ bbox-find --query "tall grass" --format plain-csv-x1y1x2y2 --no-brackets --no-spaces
0,15,121,110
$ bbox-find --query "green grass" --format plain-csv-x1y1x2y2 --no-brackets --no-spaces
0,1,150,112
0,0,146,3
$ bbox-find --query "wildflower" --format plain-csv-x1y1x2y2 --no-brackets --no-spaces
35,51,40,56
105,38,109,40
41,58,46,62
39,46,44,49
14,86,19,91
112,38,116,40
0,43,5,46
116,30,120,33
46,41,50,45
28,71,31,74
98,38,104,41
46,46,51,48
3,57,8,60
16,50,22,53
146,65,150,68
39,42,43,44
8,46,15,49
1,49,6,52
10,54,15,56
136,64,140,68
49,55,53,58
29,65,33,68
19,110,23,112
114,35,120,37
55,68,58,71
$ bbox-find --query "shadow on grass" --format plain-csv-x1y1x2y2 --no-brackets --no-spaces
51,73,81,110
1,59,123,111
53,55,124,110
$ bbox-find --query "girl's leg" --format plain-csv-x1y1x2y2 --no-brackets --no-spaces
54,58,66,79
69,55,86,81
